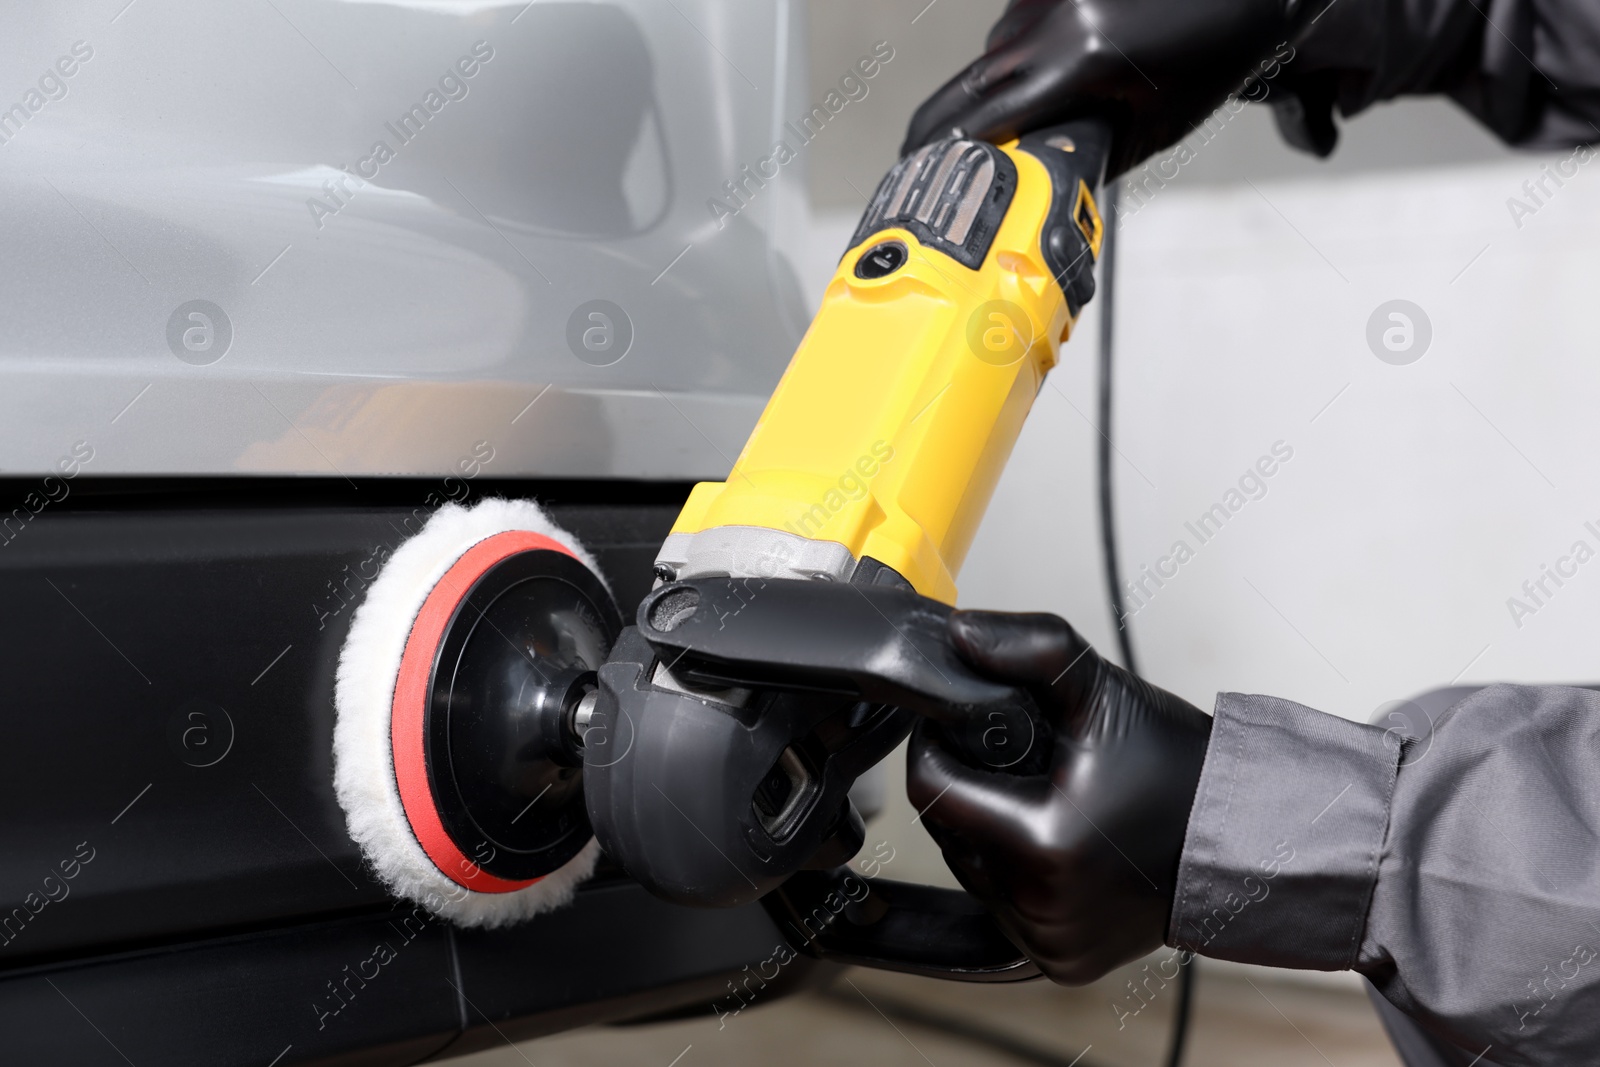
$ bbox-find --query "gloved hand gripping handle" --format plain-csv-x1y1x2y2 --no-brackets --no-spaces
639,578,1051,777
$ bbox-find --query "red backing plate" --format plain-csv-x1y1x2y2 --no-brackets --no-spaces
391,530,581,893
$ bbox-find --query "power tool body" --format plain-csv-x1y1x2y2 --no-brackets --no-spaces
583,120,1112,976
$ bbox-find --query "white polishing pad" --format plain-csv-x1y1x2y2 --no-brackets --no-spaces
334,498,606,927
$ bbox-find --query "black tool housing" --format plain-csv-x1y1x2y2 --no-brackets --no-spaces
583,577,1051,909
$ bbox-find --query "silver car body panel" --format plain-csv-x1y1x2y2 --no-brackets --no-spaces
0,0,810,478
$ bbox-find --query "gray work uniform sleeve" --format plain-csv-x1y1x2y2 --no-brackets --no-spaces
1278,0,1600,150
1170,685,1600,1067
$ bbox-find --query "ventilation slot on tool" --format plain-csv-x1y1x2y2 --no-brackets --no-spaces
752,746,814,838
845,137,1018,271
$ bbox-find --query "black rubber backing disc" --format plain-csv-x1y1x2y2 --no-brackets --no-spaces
425,549,620,881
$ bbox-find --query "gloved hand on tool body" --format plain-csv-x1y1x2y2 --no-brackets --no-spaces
906,0,1600,170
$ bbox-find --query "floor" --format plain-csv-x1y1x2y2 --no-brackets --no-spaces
445,958,1404,1067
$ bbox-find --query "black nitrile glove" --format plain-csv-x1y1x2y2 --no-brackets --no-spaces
903,0,1311,176
907,610,1212,984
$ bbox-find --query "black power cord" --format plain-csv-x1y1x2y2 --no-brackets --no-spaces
1095,182,1196,1067
1095,186,1139,678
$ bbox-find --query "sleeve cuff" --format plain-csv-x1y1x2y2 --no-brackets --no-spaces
1168,692,1401,970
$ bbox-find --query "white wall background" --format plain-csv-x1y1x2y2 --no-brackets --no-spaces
1099,148,1600,721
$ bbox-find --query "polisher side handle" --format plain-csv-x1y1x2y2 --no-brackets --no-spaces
765,867,1041,982
638,577,1053,775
